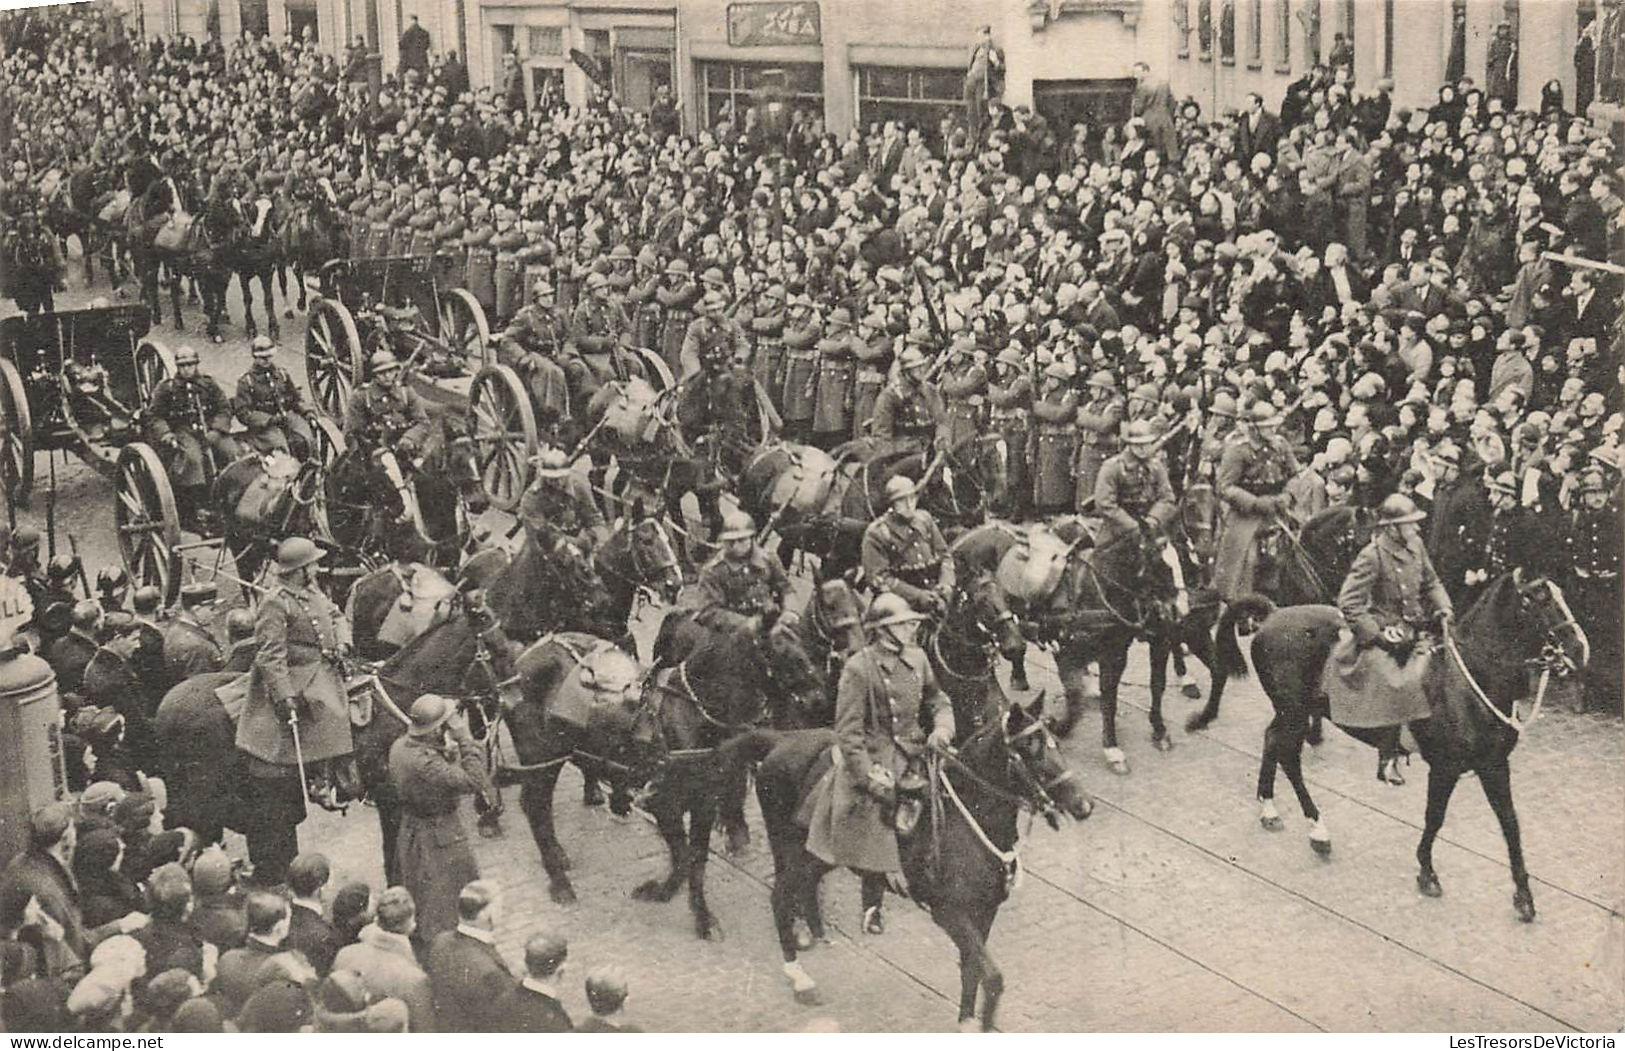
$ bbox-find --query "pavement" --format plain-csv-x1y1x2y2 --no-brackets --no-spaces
5,268,1622,1033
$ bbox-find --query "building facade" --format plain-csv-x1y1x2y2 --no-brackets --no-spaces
114,0,1613,136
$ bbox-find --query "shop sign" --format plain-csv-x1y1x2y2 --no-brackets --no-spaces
726,2,820,47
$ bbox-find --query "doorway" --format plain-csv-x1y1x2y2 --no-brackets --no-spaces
1031,78,1135,130
618,48,673,111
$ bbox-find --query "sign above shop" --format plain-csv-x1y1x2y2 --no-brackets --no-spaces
726,2,821,47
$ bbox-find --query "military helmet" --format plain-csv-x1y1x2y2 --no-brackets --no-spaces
407,692,454,735
1122,420,1159,445
897,346,930,372
865,592,927,629
276,536,324,573
370,349,401,375
1249,401,1281,427
996,345,1025,368
584,272,610,292
883,475,920,505
48,555,79,583
1375,493,1426,526
174,345,200,366
1088,369,1116,391
250,335,275,357
699,290,727,313
716,509,756,541
224,607,256,642
131,585,162,614
531,447,571,478
1210,391,1239,418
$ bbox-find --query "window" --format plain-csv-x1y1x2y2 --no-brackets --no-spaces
697,61,823,130
1275,0,1290,72
1219,0,1235,64
855,66,961,147
1175,0,1192,58
1382,0,1394,78
1301,0,1321,65
527,25,561,56
491,23,514,61
1447,0,1466,82
1248,0,1262,67
1197,0,1212,59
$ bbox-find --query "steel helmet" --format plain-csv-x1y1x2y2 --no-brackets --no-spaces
174,345,200,366
1122,420,1159,445
407,692,455,735
1375,493,1426,526
532,447,571,478
276,536,324,573
897,346,930,372
131,585,162,614
864,592,927,629
1249,401,1281,427
48,555,79,583
369,349,401,374
1088,369,1116,391
1210,391,1239,418
717,510,756,541
884,475,919,506
95,566,129,594
251,335,276,356
224,607,256,641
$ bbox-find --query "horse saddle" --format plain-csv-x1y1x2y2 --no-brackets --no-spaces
1322,627,1435,729
377,566,455,647
765,444,838,515
547,639,643,733
233,450,301,526
155,212,195,251
599,377,663,445
997,527,1071,604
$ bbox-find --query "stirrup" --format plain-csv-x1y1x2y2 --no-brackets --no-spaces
894,797,923,837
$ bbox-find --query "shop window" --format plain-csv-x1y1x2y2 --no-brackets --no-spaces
697,60,823,131
1275,0,1290,72
855,66,961,147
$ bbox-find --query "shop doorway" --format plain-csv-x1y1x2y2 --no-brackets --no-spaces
1031,77,1135,131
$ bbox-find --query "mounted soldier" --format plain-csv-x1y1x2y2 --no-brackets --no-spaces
518,448,606,554
803,592,956,935
861,476,956,617
496,278,573,439
1213,401,1300,606
691,510,792,635
1324,494,1453,786
235,336,315,459
146,344,245,529
342,350,435,465
570,271,639,395
675,291,777,494
870,340,949,459
1093,419,1177,550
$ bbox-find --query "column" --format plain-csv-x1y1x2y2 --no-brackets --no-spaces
820,2,853,137
999,2,1035,113
1517,0,1577,111
1463,0,1498,89
1391,0,1448,110
1351,0,1384,90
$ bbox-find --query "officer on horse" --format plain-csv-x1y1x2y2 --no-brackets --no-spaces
235,336,315,459
519,447,605,553
147,344,245,529
870,339,948,457
692,510,792,635
1213,401,1299,609
343,349,436,465
804,592,956,935
1325,493,1454,786
862,476,956,617
1093,419,1177,550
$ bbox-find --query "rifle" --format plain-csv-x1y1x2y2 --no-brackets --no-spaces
66,533,90,598
45,451,56,561
911,259,946,346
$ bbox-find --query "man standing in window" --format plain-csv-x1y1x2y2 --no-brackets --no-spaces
398,14,429,74
963,25,1003,145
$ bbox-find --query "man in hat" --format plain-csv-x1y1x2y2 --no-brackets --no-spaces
1094,419,1177,551
342,350,434,465
1213,401,1300,606
569,271,637,391
237,537,355,883
680,288,749,381
235,336,315,459
862,475,956,616
691,509,791,636
1075,369,1125,508
1326,493,1453,784
147,345,244,529
1033,360,1079,513
779,293,822,442
987,342,1034,518
387,694,494,946
518,447,605,554
497,279,572,436
1564,467,1620,712
870,337,949,457
162,582,223,681
804,592,955,935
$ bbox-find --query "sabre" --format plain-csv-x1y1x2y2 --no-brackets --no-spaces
287,710,314,812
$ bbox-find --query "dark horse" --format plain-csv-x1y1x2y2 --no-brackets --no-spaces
211,451,329,588
1215,573,1587,921
719,699,1093,1029
1185,503,1375,735
0,212,62,316
501,621,824,939
326,416,486,569
922,572,1029,739
487,531,625,645
351,591,517,885
218,189,285,342
278,189,347,315
592,511,684,630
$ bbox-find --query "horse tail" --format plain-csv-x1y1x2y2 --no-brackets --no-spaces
1215,594,1276,681
716,728,782,775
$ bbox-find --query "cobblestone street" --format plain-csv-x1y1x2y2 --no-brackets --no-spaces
11,282,1624,1033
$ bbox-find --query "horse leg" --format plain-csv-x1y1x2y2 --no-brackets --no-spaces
1415,762,1462,902
279,260,292,316
1098,642,1130,774
168,265,186,331
241,269,257,339
264,266,281,341
632,785,689,903
376,797,403,886
1278,718,1329,854
934,906,998,1030
686,784,724,941
1256,711,1287,830
1049,646,1097,739
719,761,751,856
518,763,577,904
1147,637,1174,752
1186,658,1231,733
295,261,308,312
779,855,828,1003
1476,760,1535,921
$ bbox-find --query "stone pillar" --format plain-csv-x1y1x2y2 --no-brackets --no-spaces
1518,0,1578,112
1000,4,1035,113
821,4,854,136
1391,0,1448,110
1351,0,1384,91
1463,0,1499,90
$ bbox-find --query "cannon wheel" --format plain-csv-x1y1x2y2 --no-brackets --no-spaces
437,288,491,373
115,442,182,605
134,337,175,405
469,364,537,513
0,358,34,505
305,414,346,538
306,297,363,419
634,348,676,392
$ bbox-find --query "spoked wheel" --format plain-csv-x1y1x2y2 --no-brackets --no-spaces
115,443,182,605
133,337,175,405
634,348,676,392
305,297,363,418
303,414,346,538
0,358,34,505
469,364,537,512
436,288,492,373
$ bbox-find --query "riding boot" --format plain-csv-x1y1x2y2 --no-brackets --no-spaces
1009,651,1031,692
1376,725,1407,785
860,873,888,934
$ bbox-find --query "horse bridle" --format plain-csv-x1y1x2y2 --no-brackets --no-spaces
935,712,1077,825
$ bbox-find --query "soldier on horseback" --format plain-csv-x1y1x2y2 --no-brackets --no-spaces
862,476,956,617
147,345,245,529
1213,401,1299,609
519,448,605,554
1093,419,1177,550
1326,493,1453,786
570,271,638,393
870,340,948,457
804,592,956,935
235,336,315,459
692,510,791,634
342,349,435,466
497,278,573,436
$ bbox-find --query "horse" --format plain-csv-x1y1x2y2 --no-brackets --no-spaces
326,415,486,569
718,698,1093,1029
791,576,865,722
210,450,329,588
124,182,208,330
43,165,119,288
0,213,62,315
351,591,517,885
592,510,684,631
218,190,285,342
1213,572,1587,922
487,530,625,645
499,620,825,939
923,572,1029,739
1185,502,1375,734
278,187,346,315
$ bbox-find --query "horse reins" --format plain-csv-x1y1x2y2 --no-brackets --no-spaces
1442,579,1586,734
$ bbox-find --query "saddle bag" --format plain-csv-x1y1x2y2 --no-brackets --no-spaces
997,528,1071,604
234,451,301,526
155,213,195,251
548,641,643,736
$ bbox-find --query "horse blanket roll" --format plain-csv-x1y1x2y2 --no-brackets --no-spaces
375,568,455,648
1321,628,1432,728
548,642,641,736
155,213,194,251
